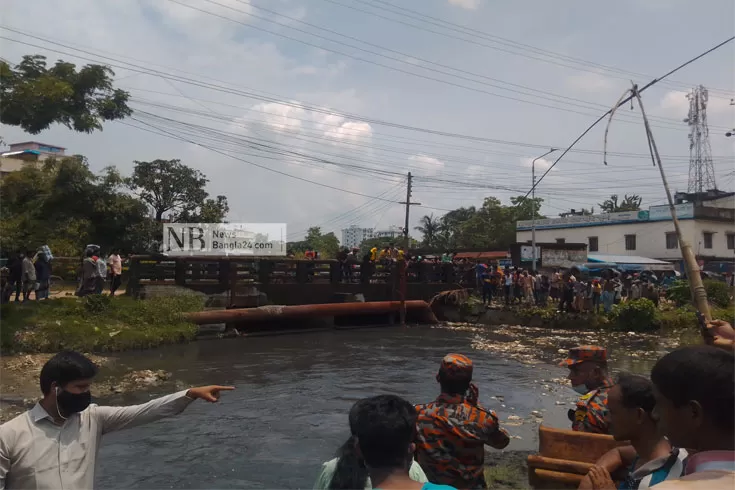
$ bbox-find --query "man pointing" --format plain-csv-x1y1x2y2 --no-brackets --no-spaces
0,351,234,490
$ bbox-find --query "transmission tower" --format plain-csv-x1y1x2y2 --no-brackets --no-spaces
685,85,717,193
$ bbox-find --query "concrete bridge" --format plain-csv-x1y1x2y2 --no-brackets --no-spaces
127,255,473,306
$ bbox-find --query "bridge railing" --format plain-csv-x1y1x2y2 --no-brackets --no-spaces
126,255,474,296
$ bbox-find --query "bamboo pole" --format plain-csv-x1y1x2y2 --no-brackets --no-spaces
632,86,711,322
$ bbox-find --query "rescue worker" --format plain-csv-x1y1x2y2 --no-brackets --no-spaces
415,354,510,489
560,346,613,434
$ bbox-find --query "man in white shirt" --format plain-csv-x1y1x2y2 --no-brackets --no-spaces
107,250,123,296
0,351,234,490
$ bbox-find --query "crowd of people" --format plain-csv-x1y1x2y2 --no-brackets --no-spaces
476,265,665,313
0,245,124,303
0,318,732,490
1,247,53,303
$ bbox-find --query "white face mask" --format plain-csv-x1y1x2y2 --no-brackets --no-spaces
572,384,589,395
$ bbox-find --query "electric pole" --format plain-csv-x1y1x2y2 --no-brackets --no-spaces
398,172,420,325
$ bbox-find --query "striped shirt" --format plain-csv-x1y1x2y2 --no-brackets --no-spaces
619,448,688,490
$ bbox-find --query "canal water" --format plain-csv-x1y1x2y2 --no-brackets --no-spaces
94,325,579,489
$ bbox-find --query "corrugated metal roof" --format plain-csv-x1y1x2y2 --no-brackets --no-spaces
587,253,671,265
1,150,41,157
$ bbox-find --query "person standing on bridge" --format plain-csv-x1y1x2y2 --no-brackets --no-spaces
561,345,613,434
0,351,234,490
415,354,510,489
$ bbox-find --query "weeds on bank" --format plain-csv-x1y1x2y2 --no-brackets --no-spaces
498,298,734,333
0,295,203,353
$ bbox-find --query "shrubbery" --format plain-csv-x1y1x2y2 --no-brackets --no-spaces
609,298,658,332
0,295,203,353
666,279,733,308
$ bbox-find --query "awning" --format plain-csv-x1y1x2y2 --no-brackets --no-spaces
587,253,674,271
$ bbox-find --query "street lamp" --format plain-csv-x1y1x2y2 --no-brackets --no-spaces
531,148,558,272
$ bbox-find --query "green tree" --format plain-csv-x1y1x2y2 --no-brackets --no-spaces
304,227,340,258
414,214,443,247
0,55,132,134
128,159,221,222
0,156,153,255
598,194,642,213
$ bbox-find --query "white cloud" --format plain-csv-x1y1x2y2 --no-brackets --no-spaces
566,72,615,94
660,89,734,116
409,154,445,175
448,0,481,10
324,121,373,142
250,101,305,132
520,157,553,171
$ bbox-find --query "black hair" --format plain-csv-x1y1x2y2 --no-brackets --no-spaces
615,373,655,414
330,400,369,490
651,345,734,431
438,371,471,396
354,395,417,469
39,351,99,395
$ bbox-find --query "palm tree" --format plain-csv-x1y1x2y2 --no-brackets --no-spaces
414,214,442,247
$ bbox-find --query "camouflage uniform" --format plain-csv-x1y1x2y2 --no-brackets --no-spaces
560,346,613,434
415,354,509,489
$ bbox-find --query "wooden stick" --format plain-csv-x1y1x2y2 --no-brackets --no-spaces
632,86,712,322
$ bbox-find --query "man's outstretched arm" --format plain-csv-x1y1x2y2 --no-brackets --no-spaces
94,385,234,434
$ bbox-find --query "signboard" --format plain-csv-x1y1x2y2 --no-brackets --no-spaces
517,202,695,230
520,245,541,262
542,248,587,268
648,203,694,221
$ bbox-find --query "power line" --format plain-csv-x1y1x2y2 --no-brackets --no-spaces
2,27,727,159
161,0,712,132
519,35,735,202
327,0,735,98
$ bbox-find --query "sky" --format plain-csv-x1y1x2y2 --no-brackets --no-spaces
1,0,734,243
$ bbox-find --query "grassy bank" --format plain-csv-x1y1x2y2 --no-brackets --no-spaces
1,295,203,354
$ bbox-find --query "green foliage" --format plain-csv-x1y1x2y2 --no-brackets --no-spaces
0,295,203,353
288,227,341,258
665,280,733,308
0,157,154,255
415,214,442,248
128,159,228,222
0,55,132,134
598,194,642,213
610,298,657,332
419,195,544,251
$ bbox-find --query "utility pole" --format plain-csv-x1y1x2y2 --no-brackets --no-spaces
531,149,557,272
398,172,420,325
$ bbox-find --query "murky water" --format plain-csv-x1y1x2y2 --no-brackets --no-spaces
93,323,683,489
94,326,578,489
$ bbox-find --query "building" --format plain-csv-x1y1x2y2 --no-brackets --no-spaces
341,225,374,249
0,141,66,177
375,225,402,239
516,193,735,273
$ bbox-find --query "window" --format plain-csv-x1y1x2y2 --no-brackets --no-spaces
703,232,713,249
588,236,599,252
666,233,678,250
727,233,735,250
625,234,636,251
556,238,566,244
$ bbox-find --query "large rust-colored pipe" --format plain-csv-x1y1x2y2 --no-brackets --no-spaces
185,300,438,325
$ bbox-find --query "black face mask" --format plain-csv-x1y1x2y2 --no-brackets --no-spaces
56,388,92,416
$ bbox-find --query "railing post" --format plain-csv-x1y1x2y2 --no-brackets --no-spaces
296,261,308,283
219,259,231,292
127,256,140,296
175,259,186,286
258,260,272,285
329,261,340,283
